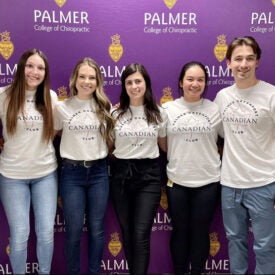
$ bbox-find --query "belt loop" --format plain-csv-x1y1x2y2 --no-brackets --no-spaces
84,160,90,168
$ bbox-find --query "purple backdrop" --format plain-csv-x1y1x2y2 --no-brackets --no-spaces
0,0,274,274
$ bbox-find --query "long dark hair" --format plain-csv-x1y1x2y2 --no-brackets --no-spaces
115,63,162,124
5,48,54,142
178,61,209,98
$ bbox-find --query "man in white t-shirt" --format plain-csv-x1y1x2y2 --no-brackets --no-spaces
215,36,275,274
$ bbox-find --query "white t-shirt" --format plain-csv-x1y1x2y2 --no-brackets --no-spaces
0,86,58,179
214,80,275,188
163,97,222,187
54,96,108,160
112,105,167,159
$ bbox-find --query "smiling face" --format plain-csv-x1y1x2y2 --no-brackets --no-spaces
227,44,259,88
75,64,97,99
125,71,146,106
24,53,46,91
180,65,206,102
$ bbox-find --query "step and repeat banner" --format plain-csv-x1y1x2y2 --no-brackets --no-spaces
0,0,275,274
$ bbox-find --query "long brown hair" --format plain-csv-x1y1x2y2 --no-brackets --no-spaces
115,63,162,125
5,49,54,142
69,57,115,145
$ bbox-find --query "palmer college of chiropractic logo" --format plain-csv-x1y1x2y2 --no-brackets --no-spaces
57,85,68,101
108,232,122,257
214,34,228,62
160,186,168,210
0,31,14,60
160,86,174,105
6,238,10,256
209,232,221,257
55,0,67,7
163,0,178,9
108,34,124,63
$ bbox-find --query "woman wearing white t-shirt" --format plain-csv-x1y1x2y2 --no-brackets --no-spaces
0,49,58,275
110,63,166,275
54,58,114,275
162,61,222,275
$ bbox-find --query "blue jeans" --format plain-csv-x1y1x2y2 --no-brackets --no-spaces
60,158,109,275
0,170,58,275
222,183,275,274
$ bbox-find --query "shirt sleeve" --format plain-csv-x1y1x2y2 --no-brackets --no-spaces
53,102,63,131
50,90,58,107
158,107,167,138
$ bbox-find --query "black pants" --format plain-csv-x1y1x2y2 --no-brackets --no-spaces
110,158,161,275
166,182,220,275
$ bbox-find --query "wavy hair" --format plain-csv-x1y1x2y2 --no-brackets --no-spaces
69,57,115,145
5,49,54,142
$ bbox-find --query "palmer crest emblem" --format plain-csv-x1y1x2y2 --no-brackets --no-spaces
0,31,14,60
108,232,122,257
108,34,123,63
55,0,67,8
214,34,228,62
163,0,178,9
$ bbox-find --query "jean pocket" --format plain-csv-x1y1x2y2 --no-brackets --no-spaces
221,186,236,209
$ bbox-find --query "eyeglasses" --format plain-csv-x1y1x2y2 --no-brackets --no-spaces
25,63,45,72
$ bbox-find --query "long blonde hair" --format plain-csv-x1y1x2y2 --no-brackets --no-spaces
69,57,115,145
5,49,54,142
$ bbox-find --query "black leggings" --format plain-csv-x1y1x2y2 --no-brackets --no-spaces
166,182,220,275
110,158,161,275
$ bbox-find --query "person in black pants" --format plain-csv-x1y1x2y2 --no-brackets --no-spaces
162,61,222,274
110,63,167,275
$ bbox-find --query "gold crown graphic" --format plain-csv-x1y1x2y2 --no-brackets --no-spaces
0,31,14,60
0,31,11,42
108,232,122,257
214,34,228,62
217,34,226,45
111,232,120,242
163,86,172,96
111,34,121,45
109,34,123,62
209,232,221,257
163,0,178,9
209,232,218,242
55,0,67,8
